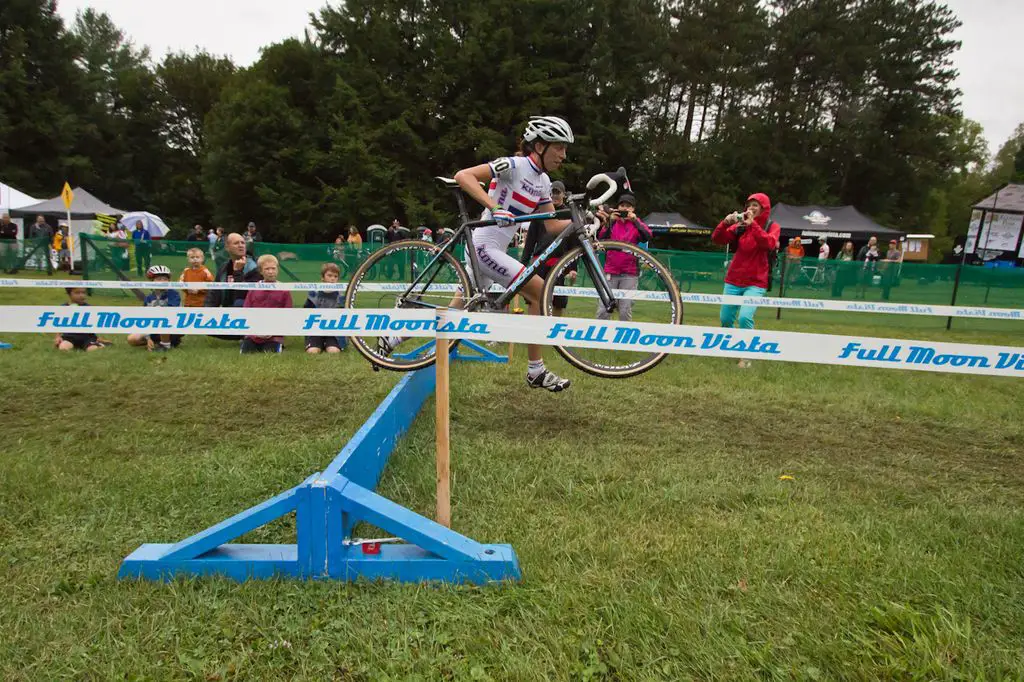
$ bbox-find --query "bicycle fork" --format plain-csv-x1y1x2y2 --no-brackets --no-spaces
579,238,618,315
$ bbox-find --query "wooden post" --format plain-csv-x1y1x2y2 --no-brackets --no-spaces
435,309,451,528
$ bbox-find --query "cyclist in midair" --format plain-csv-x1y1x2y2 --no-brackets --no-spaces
451,116,576,392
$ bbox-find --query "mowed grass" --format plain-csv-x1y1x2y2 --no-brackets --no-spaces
0,280,1023,679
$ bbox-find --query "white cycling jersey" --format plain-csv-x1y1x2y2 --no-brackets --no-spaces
477,156,552,251
467,156,552,290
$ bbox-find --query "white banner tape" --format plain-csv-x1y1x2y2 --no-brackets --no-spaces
1,278,1021,321
1,305,1022,378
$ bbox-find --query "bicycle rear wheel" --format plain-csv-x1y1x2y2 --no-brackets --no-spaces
541,241,683,378
345,241,471,372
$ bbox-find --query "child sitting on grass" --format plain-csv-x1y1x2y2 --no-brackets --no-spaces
127,265,182,351
304,262,346,354
54,287,106,352
179,247,214,308
241,254,292,353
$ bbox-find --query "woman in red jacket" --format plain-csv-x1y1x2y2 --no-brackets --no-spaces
711,193,780,339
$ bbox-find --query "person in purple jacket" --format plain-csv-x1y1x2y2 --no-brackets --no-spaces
241,254,292,353
595,193,652,321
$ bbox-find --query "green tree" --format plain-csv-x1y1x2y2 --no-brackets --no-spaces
0,0,84,195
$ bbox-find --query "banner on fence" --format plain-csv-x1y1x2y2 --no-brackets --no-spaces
1,278,1022,321
2,305,1022,378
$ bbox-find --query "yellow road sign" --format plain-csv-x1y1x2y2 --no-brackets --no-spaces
61,183,74,210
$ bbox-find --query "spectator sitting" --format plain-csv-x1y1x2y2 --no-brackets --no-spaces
128,265,182,351
205,233,260,308
55,287,106,352
594,193,652,322
179,247,214,307
204,232,261,340
241,254,292,353
305,262,346,354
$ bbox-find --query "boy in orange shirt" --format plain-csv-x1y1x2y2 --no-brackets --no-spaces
180,247,214,307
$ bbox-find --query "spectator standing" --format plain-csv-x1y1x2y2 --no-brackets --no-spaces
1,213,18,271
28,216,53,271
347,225,362,247
207,227,217,256
856,236,881,298
54,287,105,352
831,241,856,298
0,213,17,240
107,222,129,270
881,239,903,300
179,247,214,307
305,262,347,353
30,215,53,241
131,220,152,276
817,235,830,260
244,222,262,250
205,232,261,310
57,225,71,270
522,180,576,316
332,236,345,261
128,265,182,351
241,254,291,353
187,224,205,242
711,193,780,367
594,194,652,322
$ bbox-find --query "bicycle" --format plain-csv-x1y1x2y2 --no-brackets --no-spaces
344,168,683,379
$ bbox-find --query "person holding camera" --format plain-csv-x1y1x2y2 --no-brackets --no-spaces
594,193,652,321
711,194,780,365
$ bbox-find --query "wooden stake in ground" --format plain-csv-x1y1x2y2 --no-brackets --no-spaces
435,309,451,528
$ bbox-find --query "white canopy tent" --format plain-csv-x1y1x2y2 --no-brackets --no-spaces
0,182,40,239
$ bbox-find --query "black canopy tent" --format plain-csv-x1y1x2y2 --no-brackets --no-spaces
770,203,903,241
643,212,712,236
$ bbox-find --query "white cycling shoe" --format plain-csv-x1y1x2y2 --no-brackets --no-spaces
526,370,571,392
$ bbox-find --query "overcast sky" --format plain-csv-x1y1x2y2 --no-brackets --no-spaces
56,0,1024,156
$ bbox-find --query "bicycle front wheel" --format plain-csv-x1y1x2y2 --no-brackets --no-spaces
345,241,471,372
541,241,683,379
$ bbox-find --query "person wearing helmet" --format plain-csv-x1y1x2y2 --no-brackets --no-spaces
127,264,182,350
450,115,575,392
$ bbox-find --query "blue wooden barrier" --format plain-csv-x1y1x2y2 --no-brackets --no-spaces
119,352,520,584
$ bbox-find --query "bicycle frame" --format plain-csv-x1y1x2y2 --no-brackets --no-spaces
394,194,618,314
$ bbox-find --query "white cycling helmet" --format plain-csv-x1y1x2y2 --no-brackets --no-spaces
146,264,172,279
523,116,574,144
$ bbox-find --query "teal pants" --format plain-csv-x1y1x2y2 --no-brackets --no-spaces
720,283,766,329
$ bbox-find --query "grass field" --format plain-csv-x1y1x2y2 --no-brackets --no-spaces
1,280,1023,679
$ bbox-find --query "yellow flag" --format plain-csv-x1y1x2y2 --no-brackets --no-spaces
61,182,74,210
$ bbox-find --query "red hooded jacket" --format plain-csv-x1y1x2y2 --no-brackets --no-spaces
711,193,780,289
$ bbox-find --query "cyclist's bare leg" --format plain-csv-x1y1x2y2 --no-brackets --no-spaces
521,274,571,391
520,275,546,363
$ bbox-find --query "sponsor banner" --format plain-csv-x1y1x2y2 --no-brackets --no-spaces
434,310,1024,379
1,305,1022,378
0,306,438,338
1,278,1022,321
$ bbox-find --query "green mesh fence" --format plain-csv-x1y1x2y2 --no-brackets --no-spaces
2,238,54,275
77,235,1022,333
